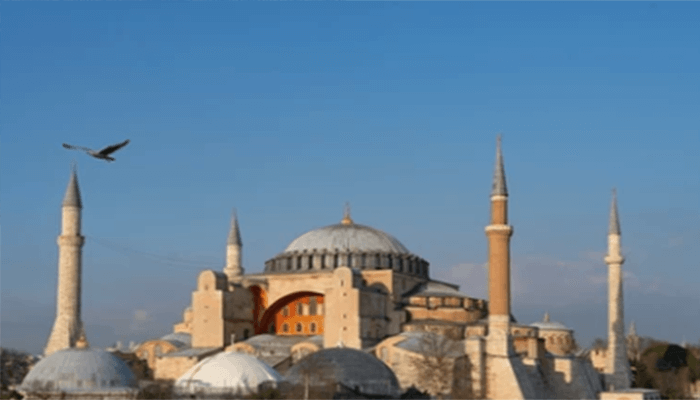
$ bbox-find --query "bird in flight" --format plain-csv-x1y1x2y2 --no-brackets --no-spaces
62,139,130,162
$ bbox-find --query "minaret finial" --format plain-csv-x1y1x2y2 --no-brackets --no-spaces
543,311,550,323
227,208,242,246
492,134,508,197
63,164,82,208
341,202,353,225
609,188,621,235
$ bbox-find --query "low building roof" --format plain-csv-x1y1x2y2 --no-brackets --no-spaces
393,331,464,358
159,332,191,348
160,347,220,358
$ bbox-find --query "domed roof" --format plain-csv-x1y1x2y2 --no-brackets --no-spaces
284,223,410,254
285,348,401,397
19,348,137,394
175,352,283,395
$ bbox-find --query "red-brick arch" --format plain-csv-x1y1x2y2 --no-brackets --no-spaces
258,291,324,335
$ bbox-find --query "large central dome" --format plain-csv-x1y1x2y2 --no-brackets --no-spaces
264,212,429,278
284,223,409,254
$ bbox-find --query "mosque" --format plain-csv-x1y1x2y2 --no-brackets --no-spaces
21,137,662,400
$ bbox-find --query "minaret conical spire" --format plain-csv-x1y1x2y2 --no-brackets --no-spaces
46,166,86,356
224,208,244,282
609,188,621,235
63,164,82,208
227,209,242,246
604,189,631,390
491,135,508,197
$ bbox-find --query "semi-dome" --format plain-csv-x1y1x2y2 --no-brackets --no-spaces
285,348,401,398
264,212,430,278
19,348,138,396
174,351,283,396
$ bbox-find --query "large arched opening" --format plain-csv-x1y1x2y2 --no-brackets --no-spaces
258,291,324,336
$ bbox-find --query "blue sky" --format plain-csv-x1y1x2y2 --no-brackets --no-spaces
1,2,698,355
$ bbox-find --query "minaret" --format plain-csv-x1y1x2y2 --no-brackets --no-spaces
45,166,88,356
223,209,244,283
604,189,632,390
485,135,514,356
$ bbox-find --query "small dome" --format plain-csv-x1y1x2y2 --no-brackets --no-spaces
175,352,283,396
19,348,137,395
285,223,409,254
285,348,401,397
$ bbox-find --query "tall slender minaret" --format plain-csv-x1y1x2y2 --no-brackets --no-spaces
223,209,243,283
485,135,514,356
45,166,88,356
604,189,632,390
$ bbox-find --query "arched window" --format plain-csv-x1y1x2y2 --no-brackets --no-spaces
297,256,302,270
295,323,303,333
309,297,318,315
296,303,304,316
269,324,275,333
282,323,289,333
282,306,289,317
334,254,339,268
243,329,249,339
310,322,317,333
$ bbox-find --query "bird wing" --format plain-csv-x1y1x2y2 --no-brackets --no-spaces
97,139,130,155
63,143,93,153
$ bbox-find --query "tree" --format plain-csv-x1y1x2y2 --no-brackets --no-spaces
288,355,337,400
1,348,35,396
409,332,461,400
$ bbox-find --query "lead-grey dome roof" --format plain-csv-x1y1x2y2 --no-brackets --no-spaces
19,348,137,394
285,223,410,254
285,348,401,397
